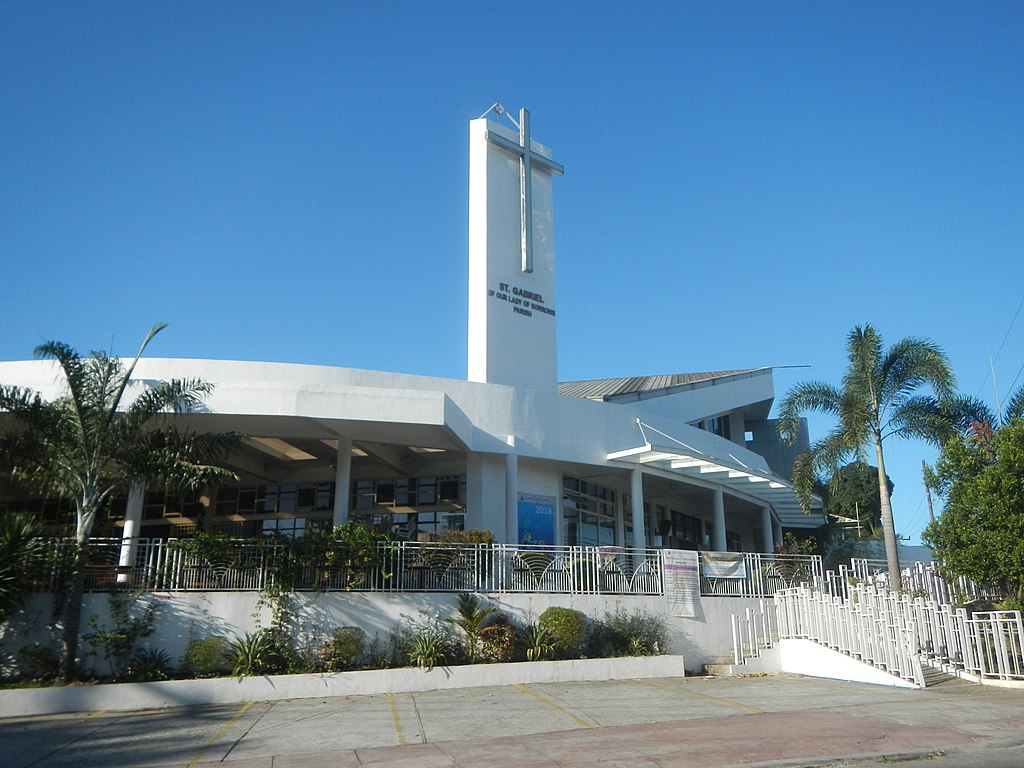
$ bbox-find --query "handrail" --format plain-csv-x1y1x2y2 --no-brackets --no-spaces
31,537,824,599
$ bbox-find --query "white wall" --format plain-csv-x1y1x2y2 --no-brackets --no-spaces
1,592,764,677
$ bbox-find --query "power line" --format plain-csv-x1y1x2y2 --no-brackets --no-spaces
974,290,1024,398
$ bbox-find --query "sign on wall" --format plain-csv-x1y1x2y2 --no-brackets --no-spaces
662,549,701,618
518,494,556,545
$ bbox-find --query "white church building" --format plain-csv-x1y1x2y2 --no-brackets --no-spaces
0,106,825,554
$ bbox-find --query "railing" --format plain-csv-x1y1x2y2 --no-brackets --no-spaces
775,584,926,686
775,582,1024,684
700,552,822,597
32,537,823,599
731,600,776,665
849,558,999,603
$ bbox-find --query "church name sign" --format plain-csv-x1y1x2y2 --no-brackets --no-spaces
488,282,556,319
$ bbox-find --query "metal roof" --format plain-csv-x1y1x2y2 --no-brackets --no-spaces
558,369,768,401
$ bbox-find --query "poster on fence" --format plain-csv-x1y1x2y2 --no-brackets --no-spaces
700,551,747,579
662,548,700,617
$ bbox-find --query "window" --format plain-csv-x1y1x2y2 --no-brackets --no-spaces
562,475,618,546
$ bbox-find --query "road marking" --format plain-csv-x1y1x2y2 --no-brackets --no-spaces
186,701,255,767
513,684,596,728
386,693,408,745
636,679,764,713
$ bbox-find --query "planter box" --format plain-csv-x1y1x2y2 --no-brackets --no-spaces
0,655,686,718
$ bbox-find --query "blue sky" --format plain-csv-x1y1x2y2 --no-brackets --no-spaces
2,2,1022,544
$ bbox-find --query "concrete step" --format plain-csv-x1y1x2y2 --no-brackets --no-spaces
921,665,972,688
704,663,737,676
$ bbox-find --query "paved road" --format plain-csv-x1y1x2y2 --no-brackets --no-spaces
1,674,1022,767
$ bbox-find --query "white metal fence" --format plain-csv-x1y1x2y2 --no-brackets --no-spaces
849,558,1000,603
774,584,926,686
771,582,1024,684
32,537,821,599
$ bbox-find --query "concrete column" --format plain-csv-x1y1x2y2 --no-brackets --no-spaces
773,519,784,548
614,488,625,546
505,437,518,544
332,436,352,528
712,488,727,551
630,468,646,548
729,409,746,447
117,482,145,584
761,506,774,553
466,453,506,536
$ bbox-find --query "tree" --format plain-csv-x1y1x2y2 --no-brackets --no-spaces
0,324,236,680
923,419,1024,603
823,461,894,533
0,511,45,623
778,324,959,590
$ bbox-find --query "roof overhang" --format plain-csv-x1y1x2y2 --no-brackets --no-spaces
607,442,826,529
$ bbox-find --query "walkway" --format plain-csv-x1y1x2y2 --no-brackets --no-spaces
2,675,1023,768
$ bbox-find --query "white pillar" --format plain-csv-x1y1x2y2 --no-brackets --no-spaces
761,506,774,553
630,468,646,548
117,482,145,584
712,488,727,551
505,437,518,544
332,436,352,528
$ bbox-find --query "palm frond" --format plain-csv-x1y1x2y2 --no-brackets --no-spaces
944,395,994,433
884,395,958,445
119,429,239,493
776,381,843,445
1002,384,1024,424
844,324,882,403
878,337,956,410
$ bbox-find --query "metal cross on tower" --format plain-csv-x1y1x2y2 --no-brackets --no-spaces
483,107,564,273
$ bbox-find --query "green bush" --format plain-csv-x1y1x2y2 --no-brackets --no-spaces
598,607,668,657
538,606,587,658
321,626,367,671
15,644,59,682
182,636,233,678
407,625,449,670
521,622,555,661
129,647,173,681
230,630,290,677
447,593,498,661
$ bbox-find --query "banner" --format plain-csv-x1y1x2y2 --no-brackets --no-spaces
517,494,555,545
700,551,747,579
662,549,700,618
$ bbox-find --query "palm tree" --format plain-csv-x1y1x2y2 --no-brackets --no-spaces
0,324,236,680
777,324,959,590
0,512,45,623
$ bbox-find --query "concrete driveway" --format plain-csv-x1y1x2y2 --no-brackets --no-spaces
1,674,1022,768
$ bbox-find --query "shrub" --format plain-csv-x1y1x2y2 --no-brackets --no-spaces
599,606,668,657
538,606,587,658
407,626,448,670
321,626,367,671
129,647,173,681
521,622,555,661
183,636,233,678
230,630,289,677
447,593,498,661
429,529,494,544
479,622,518,663
15,644,59,682
391,617,458,670
83,588,160,680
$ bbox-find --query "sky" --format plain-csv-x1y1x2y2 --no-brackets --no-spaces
2,2,1022,545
